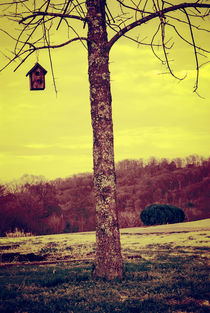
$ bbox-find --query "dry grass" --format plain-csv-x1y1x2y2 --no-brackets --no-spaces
0,219,209,264
0,219,209,312
5,228,33,238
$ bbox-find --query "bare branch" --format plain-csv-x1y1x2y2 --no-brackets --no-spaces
116,0,151,15
150,22,165,63
165,13,210,33
166,22,210,54
56,0,72,30
63,19,87,50
0,37,87,73
108,2,210,49
105,3,115,24
13,49,35,72
183,8,199,93
0,0,209,95
15,16,41,56
160,21,186,81
0,0,27,5
157,4,186,81
43,22,58,96
73,0,86,19
108,21,161,48
19,11,86,25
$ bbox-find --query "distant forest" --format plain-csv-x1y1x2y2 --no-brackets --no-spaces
0,155,209,236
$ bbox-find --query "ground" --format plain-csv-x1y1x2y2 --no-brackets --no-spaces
0,219,209,313
0,219,209,265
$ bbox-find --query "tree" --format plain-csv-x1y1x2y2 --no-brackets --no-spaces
140,204,186,225
0,185,15,236
10,182,63,235
1,0,210,279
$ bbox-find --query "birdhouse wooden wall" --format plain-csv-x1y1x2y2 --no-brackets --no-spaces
26,63,47,90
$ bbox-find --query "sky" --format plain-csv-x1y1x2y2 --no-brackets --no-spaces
0,1,210,183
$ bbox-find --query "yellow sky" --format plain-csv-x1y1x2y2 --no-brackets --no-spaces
0,2,210,183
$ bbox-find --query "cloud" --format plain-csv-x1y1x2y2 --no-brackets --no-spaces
0,134,92,157
0,152,93,183
114,126,210,161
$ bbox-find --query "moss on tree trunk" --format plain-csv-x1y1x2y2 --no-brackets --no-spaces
87,0,123,280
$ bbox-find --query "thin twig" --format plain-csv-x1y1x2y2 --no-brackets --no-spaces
108,2,210,49
56,0,72,30
44,24,58,95
183,8,199,93
19,12,86,24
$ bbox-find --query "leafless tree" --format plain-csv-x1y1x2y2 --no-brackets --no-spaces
1,0,210,279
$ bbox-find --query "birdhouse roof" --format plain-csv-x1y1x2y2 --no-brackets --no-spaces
26,62,47,77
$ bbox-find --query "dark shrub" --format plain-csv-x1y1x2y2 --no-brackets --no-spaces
140,204,185,226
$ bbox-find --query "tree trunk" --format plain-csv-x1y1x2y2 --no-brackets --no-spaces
86,0,123,280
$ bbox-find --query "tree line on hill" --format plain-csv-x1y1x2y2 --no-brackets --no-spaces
0,155,209,236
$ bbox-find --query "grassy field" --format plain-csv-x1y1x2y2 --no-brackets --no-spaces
0,219,209,312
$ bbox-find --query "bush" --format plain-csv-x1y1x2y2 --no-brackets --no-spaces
140,204,185,226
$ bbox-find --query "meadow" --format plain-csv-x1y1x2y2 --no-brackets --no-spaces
0,219,209,312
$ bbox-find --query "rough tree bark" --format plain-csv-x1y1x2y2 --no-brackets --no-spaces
86,0,123,279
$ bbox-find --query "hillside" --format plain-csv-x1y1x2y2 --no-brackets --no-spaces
0,156,210,236
54,156,210,233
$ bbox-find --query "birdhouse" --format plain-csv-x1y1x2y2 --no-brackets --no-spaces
26,62,47,90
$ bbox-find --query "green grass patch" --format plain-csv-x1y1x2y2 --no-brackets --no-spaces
0,253,209,313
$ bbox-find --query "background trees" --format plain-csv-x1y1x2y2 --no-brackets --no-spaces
0,182,63,236
1,155,209,236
